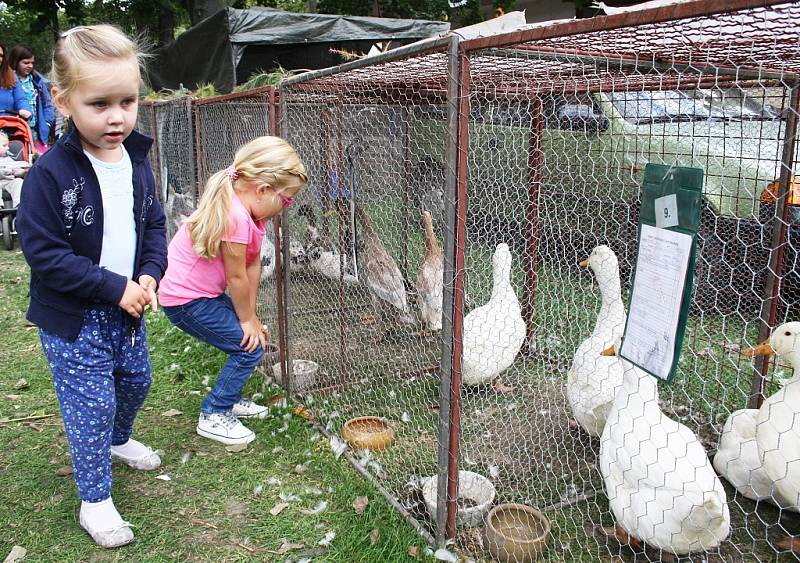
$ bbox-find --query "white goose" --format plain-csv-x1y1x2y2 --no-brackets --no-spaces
713,408,776,502
598,339,730,555
461,243,526,389
749,322,800,555
566,245,626,436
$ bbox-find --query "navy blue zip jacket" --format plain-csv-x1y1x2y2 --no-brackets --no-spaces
17,126,168,340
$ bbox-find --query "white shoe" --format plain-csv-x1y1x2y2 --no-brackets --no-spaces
196,412,255,445
79,499,134,548
110,439,161,470
231,398,269,419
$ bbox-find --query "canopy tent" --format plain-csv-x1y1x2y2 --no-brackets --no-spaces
148,7,450,93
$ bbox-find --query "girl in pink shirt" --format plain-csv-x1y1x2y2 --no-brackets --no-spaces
160,136,307,445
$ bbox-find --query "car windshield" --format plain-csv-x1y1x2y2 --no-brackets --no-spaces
608,89,778,123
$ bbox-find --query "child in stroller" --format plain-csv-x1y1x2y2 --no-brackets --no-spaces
0,114,35,250
0,130,31,206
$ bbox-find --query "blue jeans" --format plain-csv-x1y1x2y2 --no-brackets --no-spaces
40,306,152,503
163,294,264,414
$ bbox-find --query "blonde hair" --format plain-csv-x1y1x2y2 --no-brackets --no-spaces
51,25,147,105
186,136,308,259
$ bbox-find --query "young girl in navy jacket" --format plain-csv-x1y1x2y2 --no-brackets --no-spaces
17,25,167,549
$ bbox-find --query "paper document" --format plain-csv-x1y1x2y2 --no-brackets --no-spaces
620,224,693,380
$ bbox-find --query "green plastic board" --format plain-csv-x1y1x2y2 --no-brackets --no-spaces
619,163,703,383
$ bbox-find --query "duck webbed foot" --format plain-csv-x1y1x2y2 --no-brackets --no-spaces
491,379,514,393
594,525,643,550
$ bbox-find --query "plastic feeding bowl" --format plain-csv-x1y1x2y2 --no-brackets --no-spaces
484,503,551,562
341,416,395,450
272,359,318,393
422,470,496,528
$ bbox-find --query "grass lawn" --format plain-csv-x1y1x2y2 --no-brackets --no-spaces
0,249,432,562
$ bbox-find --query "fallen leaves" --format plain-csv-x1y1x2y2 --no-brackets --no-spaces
155,474,172,481
3,394,21,401
270,502,289,516
274,540,304,555
13,378,28,390
225,442,248,453
368,528,380,545
161,408,183,417
55,465,73,477
4,545,26,563
292,405,313,420
225,498,249,517
352,496,369,514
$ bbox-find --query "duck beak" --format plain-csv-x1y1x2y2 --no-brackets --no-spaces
579,258,589,268
600,345,616,357
742,340,775,357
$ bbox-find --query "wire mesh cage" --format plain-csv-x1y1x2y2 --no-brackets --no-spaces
455,1,800,561
279,42,454,541
137,2,800,560
193,87,275,191
139,96,197,239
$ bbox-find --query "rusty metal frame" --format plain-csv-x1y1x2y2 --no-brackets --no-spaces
461,0,798,52
752,82,800,407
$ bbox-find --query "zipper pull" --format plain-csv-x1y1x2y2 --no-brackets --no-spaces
130,326,136,347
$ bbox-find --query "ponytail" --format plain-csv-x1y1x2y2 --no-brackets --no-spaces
185,170,233,259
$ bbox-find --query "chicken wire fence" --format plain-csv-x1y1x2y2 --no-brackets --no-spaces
277,1,800,561
137,1,800,559
138,97,197,240
139,90,283,353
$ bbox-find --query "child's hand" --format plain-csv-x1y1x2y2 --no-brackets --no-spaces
119,279,149,318
138,274,158,313
240,318,266,353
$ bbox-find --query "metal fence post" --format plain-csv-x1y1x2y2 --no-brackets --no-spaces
752,82,800,407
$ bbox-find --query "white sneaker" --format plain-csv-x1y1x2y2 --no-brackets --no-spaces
196,412,255,445
231,398,269,419
79,498,134,549
110,439,161,470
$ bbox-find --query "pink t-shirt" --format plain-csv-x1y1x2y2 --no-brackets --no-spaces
159,194,266,306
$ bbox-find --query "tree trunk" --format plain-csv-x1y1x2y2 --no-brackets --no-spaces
189,0,226,26
158,4,177,46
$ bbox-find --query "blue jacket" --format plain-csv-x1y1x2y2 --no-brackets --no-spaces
0,79,32,117
17,127,168,340
19,71,54,143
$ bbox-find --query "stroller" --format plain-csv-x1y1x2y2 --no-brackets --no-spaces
0,113,35,250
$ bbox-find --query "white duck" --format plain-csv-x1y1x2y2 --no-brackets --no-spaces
713,408,776,503
461,243,526,389
597,339,730,555
566,245,626,436
713,338,796,507
747,323,800,553
306,224,359,286
259,234,306,280
415,211,443,334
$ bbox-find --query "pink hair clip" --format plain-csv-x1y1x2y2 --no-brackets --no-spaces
225,165,239,181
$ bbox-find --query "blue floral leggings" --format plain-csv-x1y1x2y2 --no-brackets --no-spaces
40,306,152,503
